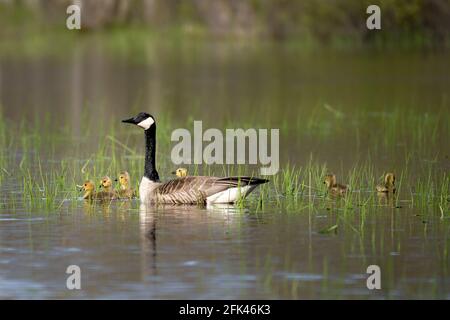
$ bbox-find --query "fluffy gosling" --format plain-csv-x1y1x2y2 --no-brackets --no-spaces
81,180,117,200
80,180,96,200
171,167,188,178
376,173,396,194
98,176,118,199
324,174,348,195
115,171,136,199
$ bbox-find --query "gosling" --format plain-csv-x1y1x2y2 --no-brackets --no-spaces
99,176,113,192
80,180,117,200
115,171,136,199
376,173,396,194
171,167,188,178
98,176,118,199
324,174,348,195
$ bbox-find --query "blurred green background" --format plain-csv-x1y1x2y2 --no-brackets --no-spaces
1,0,450,49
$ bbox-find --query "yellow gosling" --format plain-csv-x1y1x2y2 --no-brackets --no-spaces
171,167,188,178
116,171,136,199
324,173,348,196
97,176,118,200
99,176,114,192
376,173,396,193
81,180,96,200
80,180,117,200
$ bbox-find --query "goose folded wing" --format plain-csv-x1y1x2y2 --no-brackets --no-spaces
215,176,269,186
153,176,268,204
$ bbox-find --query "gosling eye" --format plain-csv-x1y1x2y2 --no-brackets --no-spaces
84,184,87,187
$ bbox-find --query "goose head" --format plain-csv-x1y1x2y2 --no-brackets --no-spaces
99,176,113,191
122,111,160,183
171,167,188,178
116,171,131,189
385,172,395,187
324,174,336,189
122,112,155,130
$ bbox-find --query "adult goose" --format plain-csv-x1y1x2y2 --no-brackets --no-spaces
122,112,269,204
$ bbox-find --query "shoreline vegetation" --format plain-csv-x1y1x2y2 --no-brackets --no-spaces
0,107,447,214
1,0,450,60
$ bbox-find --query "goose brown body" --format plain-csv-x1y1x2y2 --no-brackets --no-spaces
141,176,268,204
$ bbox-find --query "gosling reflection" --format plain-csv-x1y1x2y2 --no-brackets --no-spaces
377,191,396,207
82,200,114,217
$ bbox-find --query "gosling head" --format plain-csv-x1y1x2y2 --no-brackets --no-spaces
116,171,131,189
385,172,395,187
171,168,188,178
81,180,95,198
122,112,155,130
99,176,113,191
324,174,337,189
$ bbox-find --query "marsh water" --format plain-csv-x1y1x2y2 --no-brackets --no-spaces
0,41,449,299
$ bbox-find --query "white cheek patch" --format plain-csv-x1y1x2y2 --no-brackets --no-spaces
137,117,155,130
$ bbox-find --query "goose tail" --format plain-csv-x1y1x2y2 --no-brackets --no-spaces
207,176,269,204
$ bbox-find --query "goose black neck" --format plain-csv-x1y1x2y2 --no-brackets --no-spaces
144,125,160,182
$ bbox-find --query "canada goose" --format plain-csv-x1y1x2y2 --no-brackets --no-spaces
122,112,269,204
324,174,348,195
376,173,396,193
80,180,117,200
115,171,136,199
172,168,188,178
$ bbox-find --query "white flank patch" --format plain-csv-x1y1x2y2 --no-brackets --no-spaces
137,117,155,130
206,185,256,204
